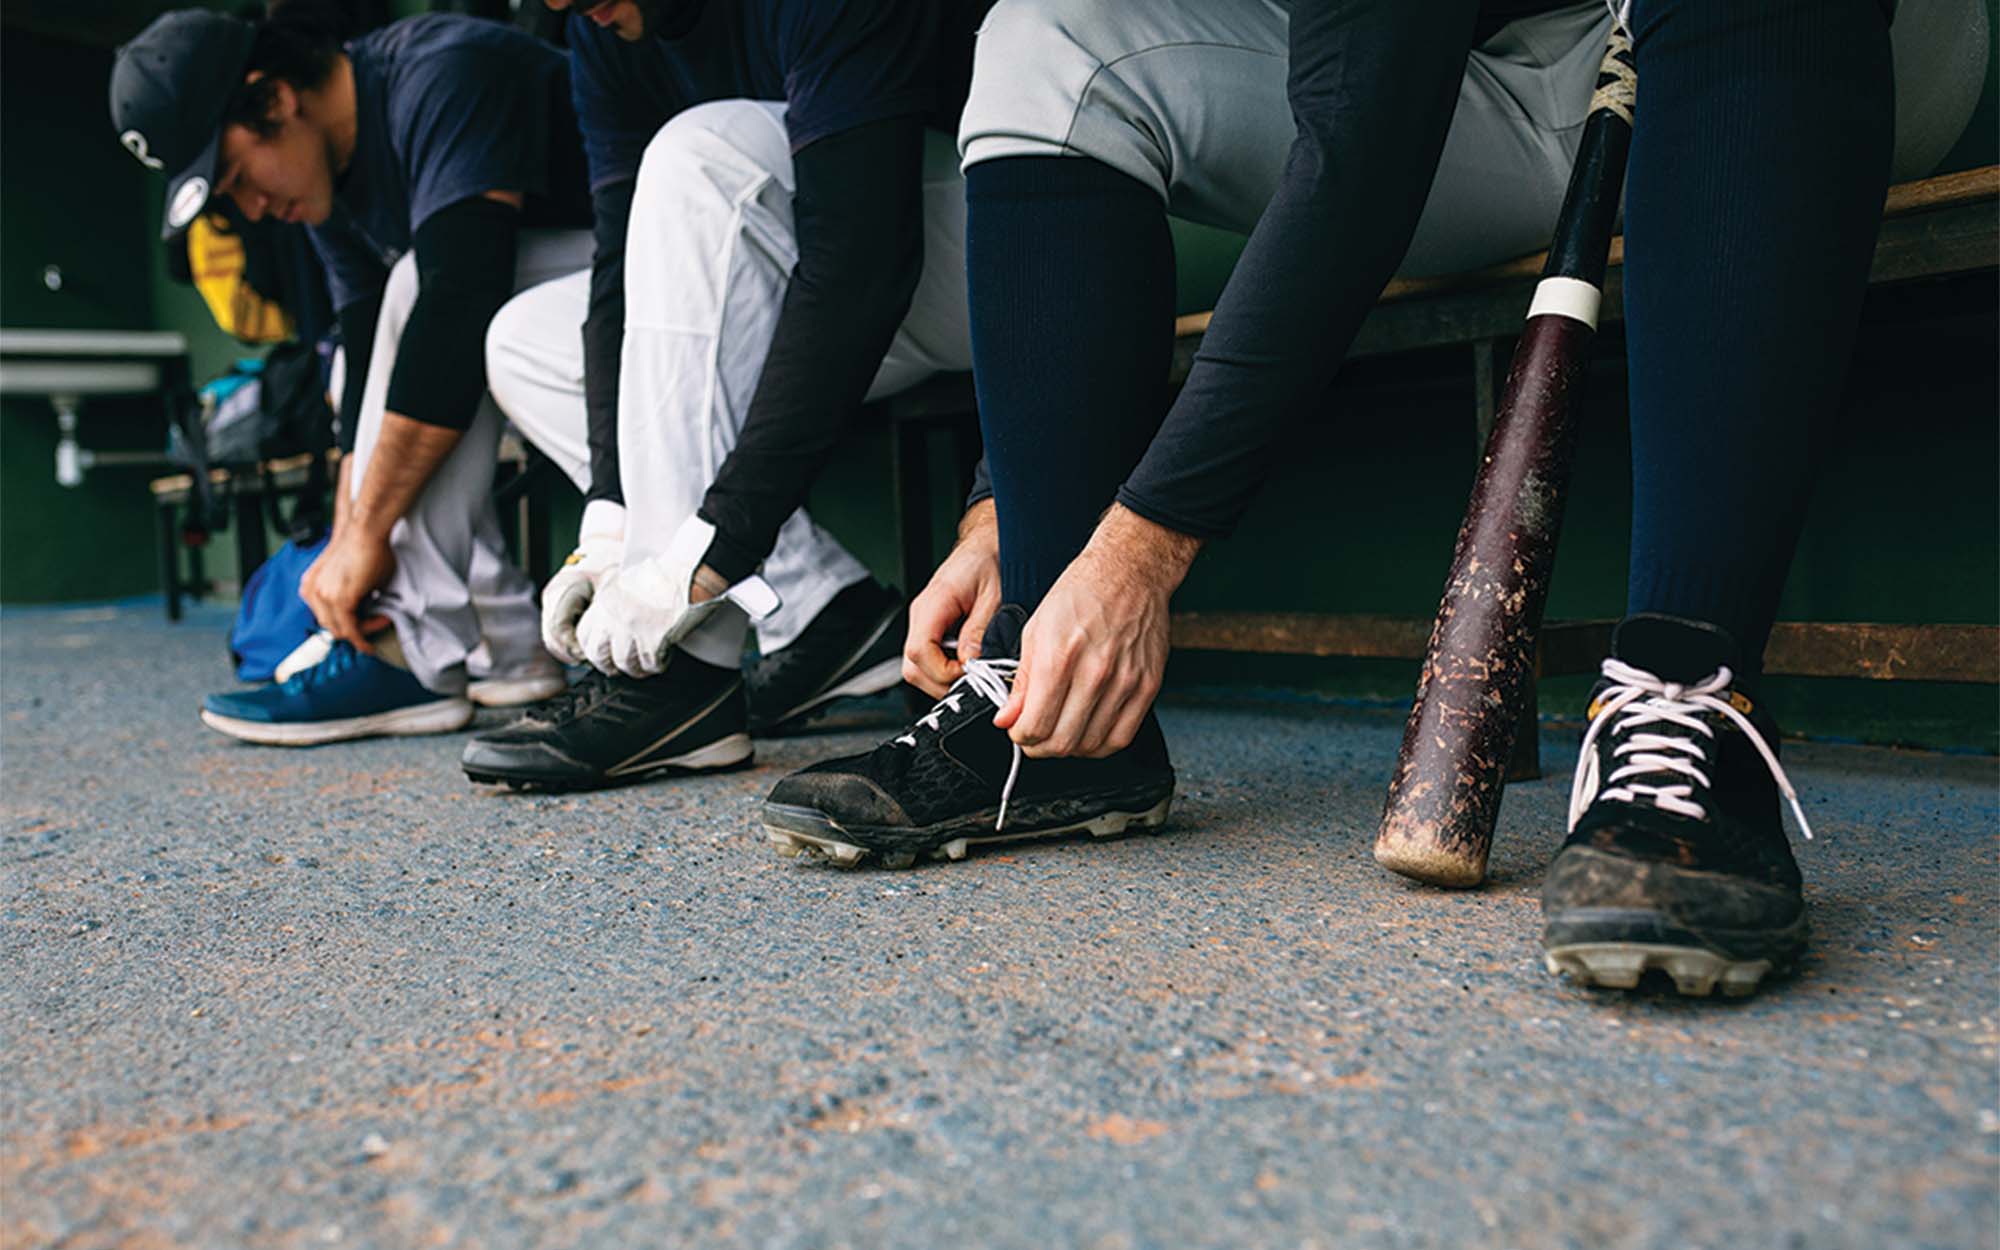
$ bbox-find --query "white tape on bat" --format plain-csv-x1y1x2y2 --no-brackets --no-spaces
1526,276,1603,330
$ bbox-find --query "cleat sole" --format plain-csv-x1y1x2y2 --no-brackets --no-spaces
1543,942,1774,998
760,793,1172,870
464,733,753,792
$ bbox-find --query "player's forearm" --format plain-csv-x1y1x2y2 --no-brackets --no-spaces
695,118,925,582
330,454,355,540
582,177,635,507
347,412,461,541
1114,0,1478,539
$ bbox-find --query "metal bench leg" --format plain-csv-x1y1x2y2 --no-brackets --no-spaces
1506,670,1542,782
893,419,934,600
233,486,269,589
524,474,552,589
157,497,183,622
892,419,938,713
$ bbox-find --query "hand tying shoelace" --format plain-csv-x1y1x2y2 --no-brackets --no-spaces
894,658,1022,830
1567,657,1814,840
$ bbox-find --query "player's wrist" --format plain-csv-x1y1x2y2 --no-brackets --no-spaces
956,498,998,549
1089,504,1200,592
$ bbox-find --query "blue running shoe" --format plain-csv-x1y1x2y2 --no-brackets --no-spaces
200,640,473,746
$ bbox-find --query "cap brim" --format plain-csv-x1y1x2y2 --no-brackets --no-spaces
159,125,222,241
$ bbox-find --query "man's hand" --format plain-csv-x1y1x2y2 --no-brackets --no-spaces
541,507,626,663
903,499,1001,697
300,528,397,649
994,505,1200,759
574,554,728,677
304,412,461,649
572,513,746,678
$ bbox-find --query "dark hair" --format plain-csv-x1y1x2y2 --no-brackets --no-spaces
218,0,352,137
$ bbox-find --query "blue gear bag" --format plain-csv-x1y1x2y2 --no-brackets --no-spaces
228,534,328,681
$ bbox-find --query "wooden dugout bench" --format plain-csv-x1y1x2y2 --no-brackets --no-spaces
889,165,2000,773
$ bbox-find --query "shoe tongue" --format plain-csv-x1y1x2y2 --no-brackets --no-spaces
1612,613,1743,685
978,604,1029,661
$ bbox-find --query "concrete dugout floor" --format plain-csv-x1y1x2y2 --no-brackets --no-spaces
3,603,1995,1250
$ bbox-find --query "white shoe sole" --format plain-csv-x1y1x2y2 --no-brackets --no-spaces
605,732,754,778
778,656,905,722
466,673,568,708
200,698,475,746
1543,942,1773,997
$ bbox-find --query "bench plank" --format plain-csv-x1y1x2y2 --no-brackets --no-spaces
1172,612,2000,686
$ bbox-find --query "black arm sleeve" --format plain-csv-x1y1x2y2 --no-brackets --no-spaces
334,290,384,454
581,177,635,506
385,195,521,431
1114,0,1482,538
966,455,992,511
695,116,926,581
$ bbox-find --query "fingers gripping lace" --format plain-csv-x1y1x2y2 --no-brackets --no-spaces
894,658,1022,831
1567,658,1814,841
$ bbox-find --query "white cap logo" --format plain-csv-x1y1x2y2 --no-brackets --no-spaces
120,129,166,172
168,177,210,231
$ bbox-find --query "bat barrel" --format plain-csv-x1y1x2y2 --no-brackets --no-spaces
1374,28,1635,888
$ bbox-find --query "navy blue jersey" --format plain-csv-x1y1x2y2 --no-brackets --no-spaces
310,14,590,311
569,0,987,192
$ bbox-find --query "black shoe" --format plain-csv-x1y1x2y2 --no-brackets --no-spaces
460,650,751,791
760,605,1175,867
746,579,908,736
1541,614,1814,997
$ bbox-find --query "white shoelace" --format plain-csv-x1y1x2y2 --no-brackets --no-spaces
894,658,1022,831
1566,657,1814,841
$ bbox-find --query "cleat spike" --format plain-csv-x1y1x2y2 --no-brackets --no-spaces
1718,962,1770,997
939,838,969,862
1581,949,1645,989
1664,953,1721,997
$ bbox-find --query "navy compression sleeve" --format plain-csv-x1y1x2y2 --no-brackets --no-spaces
694,117,925,582
1115,0,1480,538
582,177,635,507
386,195,521,431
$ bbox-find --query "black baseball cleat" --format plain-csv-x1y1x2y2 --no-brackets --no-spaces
1542,614,1815,998
460,649,751,791
760,605,1175,867
746,578,907,736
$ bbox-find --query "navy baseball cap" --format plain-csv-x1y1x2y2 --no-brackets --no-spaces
110,10,257,239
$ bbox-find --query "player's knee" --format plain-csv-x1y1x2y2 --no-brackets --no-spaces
634,100,790,208
959,0,1170,197
482,289,536,422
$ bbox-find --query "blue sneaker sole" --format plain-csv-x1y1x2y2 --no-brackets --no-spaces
200,698,473,746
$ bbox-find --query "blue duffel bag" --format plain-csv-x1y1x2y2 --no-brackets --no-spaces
228,534,328,682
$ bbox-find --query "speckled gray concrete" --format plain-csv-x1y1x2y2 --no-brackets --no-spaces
3,603,1995,1250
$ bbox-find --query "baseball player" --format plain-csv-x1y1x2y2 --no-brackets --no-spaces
116,3,596,744
462,0,992,790
761,0,1984,1002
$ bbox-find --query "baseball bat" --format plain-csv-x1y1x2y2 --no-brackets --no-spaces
1374,27,1636,888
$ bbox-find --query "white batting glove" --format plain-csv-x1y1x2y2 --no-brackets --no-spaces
540,502,626,664
574,514,778,678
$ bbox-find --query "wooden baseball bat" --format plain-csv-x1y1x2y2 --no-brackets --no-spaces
1374,28,1636,888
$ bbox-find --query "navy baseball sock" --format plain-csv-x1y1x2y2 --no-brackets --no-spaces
1623,0,1893,674
965,156,1175,611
